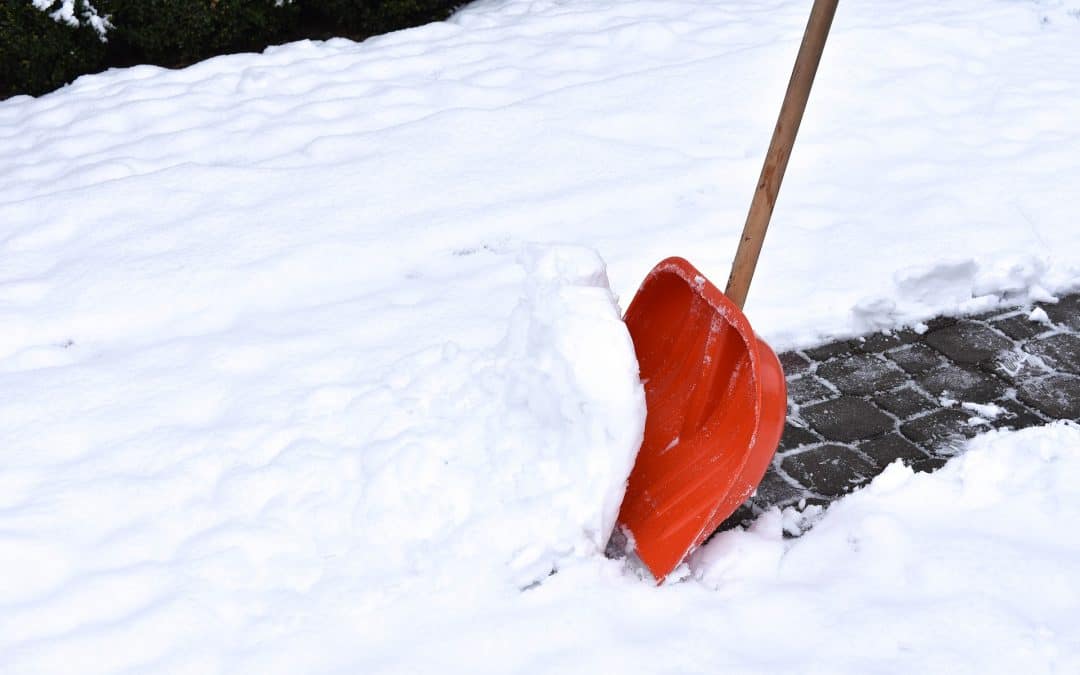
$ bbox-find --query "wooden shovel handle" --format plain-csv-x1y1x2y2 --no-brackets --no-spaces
725,0,839,309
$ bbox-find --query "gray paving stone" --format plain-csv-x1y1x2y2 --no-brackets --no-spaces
857,433,929,470
924,316,958,331
900,408,982,446
779,351,812,376
924,320,1013,364
716,504,757,533
816,353,907,396
778,422,821,452
990,398,1047,430
987,350,1052,386
1017,374,1080,420
799,396,894,443
850,329,921,354
752,469,807,506
781,445,877,497
722,291,1080,538
992,313,1047,341
787,374,835,405
1024,333,1080,375
1039,294,1080,331
803,341,852,362
910,453,948,473
873,385,937,419
886,343,947,375
917,363,1007,404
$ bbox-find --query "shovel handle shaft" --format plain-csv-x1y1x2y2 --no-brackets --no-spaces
725,0,838,309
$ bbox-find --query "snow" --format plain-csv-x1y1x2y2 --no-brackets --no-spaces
0,243,645,671
6,0,1078,350
687,422,1080,673
1030,306,1053,324
32,0,111,38
2,0,1080,672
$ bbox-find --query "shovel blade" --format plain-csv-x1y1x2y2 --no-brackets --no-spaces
618,257,786,581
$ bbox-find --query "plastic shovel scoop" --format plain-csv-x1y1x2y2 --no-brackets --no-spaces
616,0,839,582
618,258,787,580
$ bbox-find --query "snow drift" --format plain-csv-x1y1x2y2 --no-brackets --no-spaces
2,0,1080,672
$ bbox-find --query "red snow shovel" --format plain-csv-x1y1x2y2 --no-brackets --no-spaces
617,0,838,582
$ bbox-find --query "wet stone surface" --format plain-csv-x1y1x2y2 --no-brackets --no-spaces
873,385,937,418
781,445,877,497
991,312,1047,341
1018,374,1080,420
924,321,1012,363
816,354,907,396
917,363,1007,403
779,351,812,376
777,422,821,452
724,291,1080,531
900,408,982,446
787,374,834,406
856,433,929,471
1024,334,1080,375
800,396,893,443
886,342,946,375
850,329,920,353
1040,295,1080,330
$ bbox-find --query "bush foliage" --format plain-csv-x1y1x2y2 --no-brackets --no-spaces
2,1,108,99
1,0,462,99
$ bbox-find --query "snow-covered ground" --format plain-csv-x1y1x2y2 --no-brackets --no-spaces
2,0,1079,672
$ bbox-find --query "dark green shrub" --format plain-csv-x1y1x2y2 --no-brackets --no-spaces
1,1,108,98
297,0,461,40
0,0,465,100
98,0,300,67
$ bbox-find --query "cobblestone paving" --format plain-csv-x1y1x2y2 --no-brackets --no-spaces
722,292,1080,530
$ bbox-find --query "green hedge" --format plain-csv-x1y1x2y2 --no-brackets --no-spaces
1,1,463,99
1,2,108,99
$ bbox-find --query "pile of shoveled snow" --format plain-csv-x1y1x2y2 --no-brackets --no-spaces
0,245,645,674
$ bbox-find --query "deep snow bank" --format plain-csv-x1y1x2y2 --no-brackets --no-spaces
685,421,1080,673
0,244,645,673
422,422,1080,675
357,244,645,588
219,423,1080,675
3,0,1079,351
